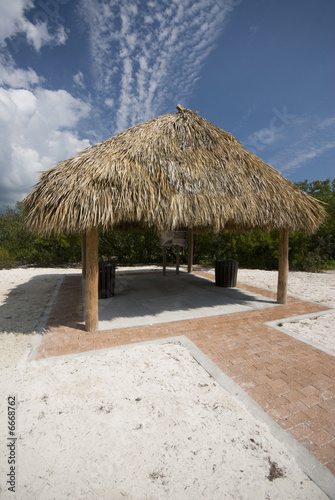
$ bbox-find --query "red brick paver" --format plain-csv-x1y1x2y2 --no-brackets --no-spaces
37,272,335,473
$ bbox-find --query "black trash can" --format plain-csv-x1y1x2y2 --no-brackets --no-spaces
98,262,116,299
215,260,238,287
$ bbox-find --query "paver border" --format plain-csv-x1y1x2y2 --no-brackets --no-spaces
265,309,335,358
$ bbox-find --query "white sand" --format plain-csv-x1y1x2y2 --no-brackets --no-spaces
237,268,335,353
0,266,334,499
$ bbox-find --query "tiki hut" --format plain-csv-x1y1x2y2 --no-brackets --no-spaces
23,105,326,331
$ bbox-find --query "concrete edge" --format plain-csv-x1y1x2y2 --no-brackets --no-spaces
32,334,335,499
33,336,183,362
265,309,335,358
28,276,65,362
35,275,65,334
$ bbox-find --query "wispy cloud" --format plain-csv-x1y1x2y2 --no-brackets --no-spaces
269,116,335,175
80,0,238,134
279,142,335,173
73,71,86,89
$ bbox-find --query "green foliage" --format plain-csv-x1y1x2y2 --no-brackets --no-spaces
289,179,335,271
99,229,163,265
0,202,81,268
0,178,334,270
0,247,15,268
194,230,279,269
29,233,82,265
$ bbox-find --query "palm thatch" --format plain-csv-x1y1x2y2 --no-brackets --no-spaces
23,105,326,235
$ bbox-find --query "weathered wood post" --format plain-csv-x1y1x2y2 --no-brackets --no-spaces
81,233,86,280
85,227,99,331
277,228,289,304
187,228,194,273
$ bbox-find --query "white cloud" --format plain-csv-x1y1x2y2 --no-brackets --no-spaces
73,71,86,89
0,0,67,52
0,0,33,44
22,17,67,51
0,87,91,208
105,98,114,108
0,54,41,88
80,0,236,133
144,15,154,24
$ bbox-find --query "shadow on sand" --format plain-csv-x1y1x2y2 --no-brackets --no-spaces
0,274,63,335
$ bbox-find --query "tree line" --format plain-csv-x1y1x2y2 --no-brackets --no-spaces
0,179,334,271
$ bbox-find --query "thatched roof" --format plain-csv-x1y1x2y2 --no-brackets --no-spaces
24,105,326,235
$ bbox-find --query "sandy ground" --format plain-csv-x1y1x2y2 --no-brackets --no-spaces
0,266,334,499
237,268,335,353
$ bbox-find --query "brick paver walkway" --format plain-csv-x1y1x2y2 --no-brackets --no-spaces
37,272,335,474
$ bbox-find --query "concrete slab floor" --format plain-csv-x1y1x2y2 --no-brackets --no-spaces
97,271,278,331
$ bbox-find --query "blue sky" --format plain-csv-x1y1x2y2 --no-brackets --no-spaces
0,0,334,212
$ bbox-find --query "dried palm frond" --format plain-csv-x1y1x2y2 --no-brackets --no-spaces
23,105,326,235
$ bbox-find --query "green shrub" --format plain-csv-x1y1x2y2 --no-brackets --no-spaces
0,247,15,269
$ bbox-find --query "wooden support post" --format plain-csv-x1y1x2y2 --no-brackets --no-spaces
81,233,86,280
187,228,194,273
163,247,167,276
176,246,180,275
85,227,99,331
277,228,289,304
